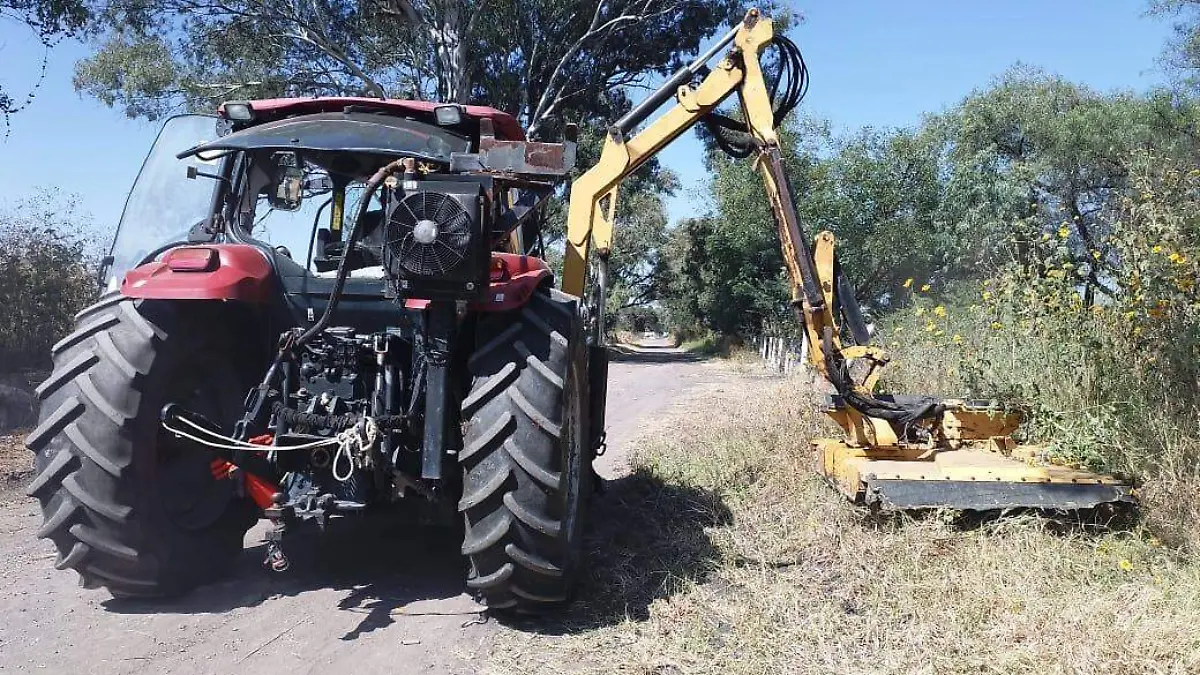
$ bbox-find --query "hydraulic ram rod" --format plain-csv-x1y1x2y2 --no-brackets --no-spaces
612,24,742,136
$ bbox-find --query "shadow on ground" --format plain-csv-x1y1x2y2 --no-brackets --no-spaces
98,469,729,638
505,467,731,635
101,509,473,640
607,345,704,364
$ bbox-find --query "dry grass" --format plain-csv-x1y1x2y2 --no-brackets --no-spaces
487,366,1200,675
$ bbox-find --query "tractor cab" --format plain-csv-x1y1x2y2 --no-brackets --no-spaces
104,98,570,292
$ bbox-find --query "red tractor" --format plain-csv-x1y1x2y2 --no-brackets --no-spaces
31,11,889,613
25,98,598,611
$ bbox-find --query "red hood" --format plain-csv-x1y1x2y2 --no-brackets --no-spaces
219,97,526,141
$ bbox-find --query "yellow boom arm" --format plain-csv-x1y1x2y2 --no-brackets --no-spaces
561,9,841,372
558,9,1134,512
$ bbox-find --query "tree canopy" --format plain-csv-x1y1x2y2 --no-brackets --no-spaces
73,0,742,137
664,63,1200,338
1,0,93,131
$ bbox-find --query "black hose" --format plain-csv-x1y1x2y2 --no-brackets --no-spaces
703,34,809,158
271,402,405,433
293,159,407,350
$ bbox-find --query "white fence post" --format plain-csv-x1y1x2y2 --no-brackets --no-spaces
756,332,811,377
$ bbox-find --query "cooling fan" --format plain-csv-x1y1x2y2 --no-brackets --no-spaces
382,183,488,300
386,192,473,276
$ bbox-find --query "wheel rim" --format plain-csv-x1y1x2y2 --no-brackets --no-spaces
155,358,241,531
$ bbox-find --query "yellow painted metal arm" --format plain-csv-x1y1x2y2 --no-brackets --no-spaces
558,7,871,397
560,10,777,297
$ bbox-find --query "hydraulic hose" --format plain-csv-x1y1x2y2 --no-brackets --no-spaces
704,34,808,158
294,158,409,349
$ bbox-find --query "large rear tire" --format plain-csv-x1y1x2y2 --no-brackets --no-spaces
459,288,591,611
25,293,257,597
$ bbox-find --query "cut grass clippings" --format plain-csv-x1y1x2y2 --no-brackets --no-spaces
487,365,1200,675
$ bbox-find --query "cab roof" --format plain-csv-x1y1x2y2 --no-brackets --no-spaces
218,97,526,141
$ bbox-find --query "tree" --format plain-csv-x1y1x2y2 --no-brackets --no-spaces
1,0,93,132
74,0,743,137
0,190,98,370
939,66,1200,302
798,126,948,308
664,117,948,337
1151,0,1200,90
663,149,792,338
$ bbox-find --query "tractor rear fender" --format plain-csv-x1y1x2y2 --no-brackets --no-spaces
121,244,276,302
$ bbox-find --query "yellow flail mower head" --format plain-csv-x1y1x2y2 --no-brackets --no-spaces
816,396,1133,512
793,235,1133,513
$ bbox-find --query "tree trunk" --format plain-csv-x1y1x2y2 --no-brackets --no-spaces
433,1,471,102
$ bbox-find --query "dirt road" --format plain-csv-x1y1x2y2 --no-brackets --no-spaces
0,344,712,675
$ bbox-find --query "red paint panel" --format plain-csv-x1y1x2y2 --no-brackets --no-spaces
220,97,526,140
402,254,552,313
475,253,552,312
121,244,275,302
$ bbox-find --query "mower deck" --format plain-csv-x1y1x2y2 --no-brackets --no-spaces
815,439,1134,511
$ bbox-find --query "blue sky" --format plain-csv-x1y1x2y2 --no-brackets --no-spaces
0,1,1181,240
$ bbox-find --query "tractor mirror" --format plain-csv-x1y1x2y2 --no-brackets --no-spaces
269,151,304,211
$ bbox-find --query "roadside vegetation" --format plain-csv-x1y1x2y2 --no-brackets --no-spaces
490,368,1200,674
878,154,1200,550
0,192,97,372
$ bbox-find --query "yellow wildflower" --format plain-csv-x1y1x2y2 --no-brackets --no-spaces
990,321,1004,330
1092,250,1102,260
1041,233,1052,242
1118,559,1134,572
920,283,931,292
903,277,913,289
925,322,937,333
1058,226,1070,239
952,334,963,344
1152,245,1163,254
1169,252,1188,265
933,305,946,317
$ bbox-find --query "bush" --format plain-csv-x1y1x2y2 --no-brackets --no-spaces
876,153,1200,547
0,194,98,372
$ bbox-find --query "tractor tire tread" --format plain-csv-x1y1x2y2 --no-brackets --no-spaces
27,296,254,597
459,287,585,612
